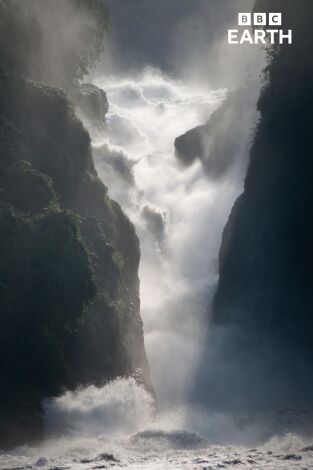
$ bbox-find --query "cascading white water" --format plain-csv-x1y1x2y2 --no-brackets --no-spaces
2,70,313,470
90,69,243,406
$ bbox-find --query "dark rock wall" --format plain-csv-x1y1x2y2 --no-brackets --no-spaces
0,0,150,447
212,0,313,407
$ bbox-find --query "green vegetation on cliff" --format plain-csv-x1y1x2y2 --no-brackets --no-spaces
0,0,149,447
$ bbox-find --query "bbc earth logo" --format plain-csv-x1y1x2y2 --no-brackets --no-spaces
228,13,293,45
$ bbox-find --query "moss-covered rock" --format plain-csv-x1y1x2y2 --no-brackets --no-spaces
1,160,57,214
0,0,151,447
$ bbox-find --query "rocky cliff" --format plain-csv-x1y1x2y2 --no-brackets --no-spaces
212,0,313,408
0,0,150,447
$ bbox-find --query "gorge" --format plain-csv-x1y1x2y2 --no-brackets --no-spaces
0,0,313,469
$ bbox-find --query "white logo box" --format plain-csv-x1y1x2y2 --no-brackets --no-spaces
238,13,282,26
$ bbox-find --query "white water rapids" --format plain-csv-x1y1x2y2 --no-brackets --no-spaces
91,70,233,406
2,70,313,469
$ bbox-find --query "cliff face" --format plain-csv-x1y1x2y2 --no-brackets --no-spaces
0,0,150,447
212,0,313,406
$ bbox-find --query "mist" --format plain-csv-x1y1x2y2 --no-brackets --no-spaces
13,0,108,89
84,0,268,412
99,0,262,88
85,0,313,421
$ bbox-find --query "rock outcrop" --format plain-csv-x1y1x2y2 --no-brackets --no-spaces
174,85,260,179
74,83,109,126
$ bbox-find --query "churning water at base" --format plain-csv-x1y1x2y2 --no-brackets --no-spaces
2,70,313,469
1,378,313,469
